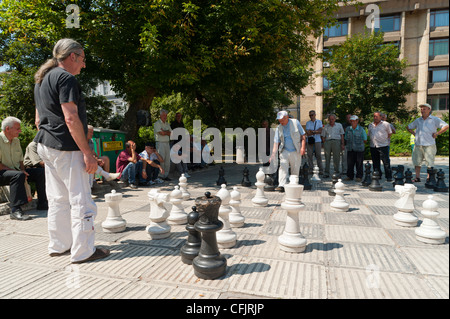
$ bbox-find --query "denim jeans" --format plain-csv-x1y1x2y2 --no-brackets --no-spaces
140,160,161,183
121,161,143,184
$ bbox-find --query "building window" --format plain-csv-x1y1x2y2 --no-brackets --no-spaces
429,67,449,83
429,38,449,56
375,15,401,33
430,9,449,28
427,94,449,111
323,77,330,91
324,20,348,38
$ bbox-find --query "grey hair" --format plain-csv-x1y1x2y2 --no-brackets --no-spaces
327,113,336,120
34,38,83,84
1,116,21,131
160,109,168,115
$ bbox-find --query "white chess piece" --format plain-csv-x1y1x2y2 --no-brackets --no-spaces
216,184,237,248
179,174,190,200
229,186,245,228
102,190,127,232
311,165,321,183
330,179,349,212
167,185,187,225
252,167,268,207
393,184,418,227
278,175,307,253
415,195,446,244
146,189,171,239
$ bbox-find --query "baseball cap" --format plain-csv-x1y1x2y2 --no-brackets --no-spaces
418,103,431,109
276,110,289,120
349,115,358,120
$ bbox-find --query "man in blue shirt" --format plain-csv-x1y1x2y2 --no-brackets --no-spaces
269,111,306,192
344,115,367,182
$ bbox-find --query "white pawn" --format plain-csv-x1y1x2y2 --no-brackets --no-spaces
167,185,187,225
278,175,307,253
252,167,268,207
415,195,446,244
102,190,127,233
393,184,418,227
146,189,171,239
311,165,321,183
330,179,349,212
229,186,245,228
216,184,237,248
179,174,190,201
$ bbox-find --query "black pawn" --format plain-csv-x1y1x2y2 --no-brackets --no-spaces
301,162,312,190
192,192,227,280
434,169,448,192
181,206,201,265
298,164,305,185
392,165,405,187
328,173,340,196
404,168,413,184
362,161,372,186
241,167,251,187
369,170,382,192
425,167,437,189
216,166,227,186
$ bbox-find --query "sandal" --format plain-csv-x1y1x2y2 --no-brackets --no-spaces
411,178,421,183
72,247,110,264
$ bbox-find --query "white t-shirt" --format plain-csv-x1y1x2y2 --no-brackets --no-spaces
408,115,448,146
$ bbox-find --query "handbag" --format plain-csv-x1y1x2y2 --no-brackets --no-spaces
308,121,317,145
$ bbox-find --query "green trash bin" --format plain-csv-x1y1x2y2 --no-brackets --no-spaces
91,128,127,173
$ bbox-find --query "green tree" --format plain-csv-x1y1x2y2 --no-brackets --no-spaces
1,0,349,139
320,31,416,124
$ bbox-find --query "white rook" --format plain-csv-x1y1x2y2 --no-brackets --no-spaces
278,175,307,253
393,184,418,227
415,195,446,244
102,190,127,233
216,184,237,248
146,189,171,239
167,185,188,225
229,186,245,228
252,167,268,207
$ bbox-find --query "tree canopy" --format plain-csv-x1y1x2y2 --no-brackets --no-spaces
1,0,350,138
320,30,416,124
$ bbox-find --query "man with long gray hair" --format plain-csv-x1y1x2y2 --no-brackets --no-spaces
34,38,110,264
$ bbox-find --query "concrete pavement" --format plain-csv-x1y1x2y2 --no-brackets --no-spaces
0,157,448,301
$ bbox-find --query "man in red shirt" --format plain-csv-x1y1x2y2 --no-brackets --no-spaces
116,140,142,189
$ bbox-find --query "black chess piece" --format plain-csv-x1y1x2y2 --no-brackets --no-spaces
392,165,405,187
369,170,382,192
425,167,437,189
192,192,227,280
181,206,201,265
241,167,251,187
264,172,276,191
298,164,305,185
404,168,413,184
216,166,227,186
301,162,312,190
328,173,340,196
362,161,372,187
434,169,448,192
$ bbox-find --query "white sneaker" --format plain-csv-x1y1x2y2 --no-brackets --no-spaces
184,173,191,178
154,178,164,184
105,172,121,181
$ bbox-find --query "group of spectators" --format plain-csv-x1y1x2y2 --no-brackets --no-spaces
270,103,449,192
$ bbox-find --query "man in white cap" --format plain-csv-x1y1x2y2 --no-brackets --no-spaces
407,103,449,183
344,115,367,182
269,110,306,192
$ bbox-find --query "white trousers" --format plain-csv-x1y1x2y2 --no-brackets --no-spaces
278,149,302,187
156,141,171,178
37,144,97,262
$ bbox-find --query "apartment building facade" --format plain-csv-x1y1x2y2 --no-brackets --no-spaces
287,0,449,123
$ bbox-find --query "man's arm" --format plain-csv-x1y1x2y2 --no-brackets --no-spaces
432,124,449,139
61,102,97,174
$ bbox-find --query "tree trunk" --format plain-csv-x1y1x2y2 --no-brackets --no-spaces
120,88,157,141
